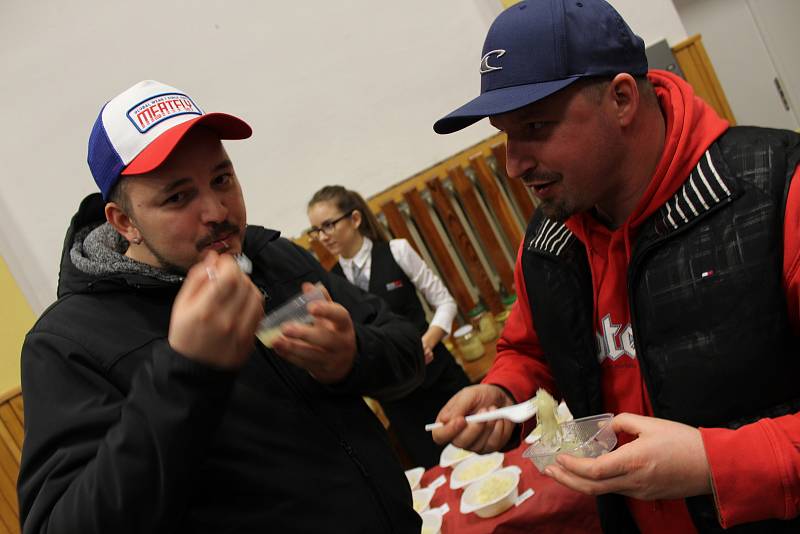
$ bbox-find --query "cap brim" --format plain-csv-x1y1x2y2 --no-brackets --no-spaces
122,113,252,176
433,77,581,134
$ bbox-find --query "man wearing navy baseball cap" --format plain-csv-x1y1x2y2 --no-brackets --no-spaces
18,80,425,532
431,1,800,532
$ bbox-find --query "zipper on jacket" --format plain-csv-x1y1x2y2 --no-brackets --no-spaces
527,246,599,410
258,340,397,532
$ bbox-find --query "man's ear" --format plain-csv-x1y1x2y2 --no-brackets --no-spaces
104,202,140,244
609,73,640,128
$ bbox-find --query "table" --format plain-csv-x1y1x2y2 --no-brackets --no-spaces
420,441,601,533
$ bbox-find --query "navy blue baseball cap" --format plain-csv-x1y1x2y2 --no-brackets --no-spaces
433,0,648,134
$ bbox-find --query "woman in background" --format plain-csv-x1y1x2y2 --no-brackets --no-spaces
308,185,471,468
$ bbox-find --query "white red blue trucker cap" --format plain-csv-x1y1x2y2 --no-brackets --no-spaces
433,0,648,134
87,80,252,200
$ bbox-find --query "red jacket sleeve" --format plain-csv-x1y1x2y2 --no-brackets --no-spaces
482,242,557,436
700,163,800,527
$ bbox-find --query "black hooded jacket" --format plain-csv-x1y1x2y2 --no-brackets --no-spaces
18,193,425,533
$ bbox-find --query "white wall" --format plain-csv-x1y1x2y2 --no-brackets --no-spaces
610,0,688,47
673,0,800,130
1,0,686,313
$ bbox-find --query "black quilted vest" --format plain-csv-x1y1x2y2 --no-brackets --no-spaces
520,127,800,533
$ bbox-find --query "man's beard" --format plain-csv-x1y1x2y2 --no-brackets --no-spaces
537,199,572,222
146,243,189,275
523,171,572,222
143,221,243,275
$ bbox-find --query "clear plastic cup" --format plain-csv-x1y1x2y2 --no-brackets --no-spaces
256,284,325,347
522,413,616,472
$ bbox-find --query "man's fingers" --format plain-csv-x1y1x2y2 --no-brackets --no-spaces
191,257,252,323
611,412,646,436
303,281,332,302
485,419,513,452
554,446,630,481
469,425,495,453
180,252,219,300
543,463,618,496
279,320,332,350
307,300,350,330
437,385,484,422
432,417,466,445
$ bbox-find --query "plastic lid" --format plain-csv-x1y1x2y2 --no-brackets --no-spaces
453,324,474,337
502,294,517,306
468,303,487,317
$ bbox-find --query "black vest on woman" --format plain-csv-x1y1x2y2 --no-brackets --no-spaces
519,127,800,533
333,241,470,467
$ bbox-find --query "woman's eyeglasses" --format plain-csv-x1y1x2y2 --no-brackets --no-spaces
307,209,355,240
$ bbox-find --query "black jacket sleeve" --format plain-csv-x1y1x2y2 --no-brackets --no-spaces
18,330,237,534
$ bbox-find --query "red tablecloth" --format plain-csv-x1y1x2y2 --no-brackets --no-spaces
421,442,601,533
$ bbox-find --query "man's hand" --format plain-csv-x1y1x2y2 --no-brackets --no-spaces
168,251,265,369
271,282,357,384
431,384,516,453
543,413,713,500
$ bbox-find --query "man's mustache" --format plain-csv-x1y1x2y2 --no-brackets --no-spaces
195,222,240,251
521,170,562,184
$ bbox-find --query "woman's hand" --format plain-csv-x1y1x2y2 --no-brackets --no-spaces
421,326,447,365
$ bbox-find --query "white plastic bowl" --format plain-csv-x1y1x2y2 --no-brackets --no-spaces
523,413,616,472
438,443,476,468
419,510,443,534
412,488,435,514
404,466,424,490
450,451,504,490
460,465,521,518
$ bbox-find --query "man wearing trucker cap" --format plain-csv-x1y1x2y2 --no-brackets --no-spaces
431,0,800,532
18,80,424,533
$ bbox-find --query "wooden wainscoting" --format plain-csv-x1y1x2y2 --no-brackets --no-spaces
0,388,22,534
298,132,530,376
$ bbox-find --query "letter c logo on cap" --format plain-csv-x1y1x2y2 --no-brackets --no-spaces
480,49,506,74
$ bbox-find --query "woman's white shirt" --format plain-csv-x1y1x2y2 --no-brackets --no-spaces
337,237,457,334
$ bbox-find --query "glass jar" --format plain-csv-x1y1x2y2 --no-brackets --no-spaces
494,309,510,330
443,337,455,354
468,304,498,344
453,325,485,361
502,294,517,311
495,294,516,330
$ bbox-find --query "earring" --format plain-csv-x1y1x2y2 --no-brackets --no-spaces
131,236,143,245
